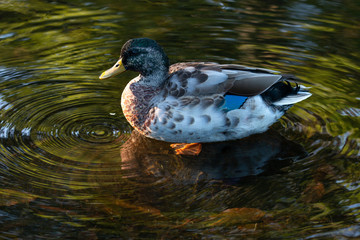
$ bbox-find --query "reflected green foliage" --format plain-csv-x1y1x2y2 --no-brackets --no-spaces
0,0,360,239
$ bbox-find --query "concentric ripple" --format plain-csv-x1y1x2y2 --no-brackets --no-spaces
0,77,132,192
35,108,124,150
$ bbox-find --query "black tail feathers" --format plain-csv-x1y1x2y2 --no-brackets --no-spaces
261,81,299,104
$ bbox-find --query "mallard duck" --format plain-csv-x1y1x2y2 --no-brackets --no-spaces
100,38,311,144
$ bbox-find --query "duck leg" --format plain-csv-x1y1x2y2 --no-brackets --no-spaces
170,143,202,156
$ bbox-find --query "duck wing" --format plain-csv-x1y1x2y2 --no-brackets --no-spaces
166,62,289,97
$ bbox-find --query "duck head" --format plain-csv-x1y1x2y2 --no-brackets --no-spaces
99,38,169,86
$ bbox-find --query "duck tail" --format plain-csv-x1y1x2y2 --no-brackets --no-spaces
261,80,311,107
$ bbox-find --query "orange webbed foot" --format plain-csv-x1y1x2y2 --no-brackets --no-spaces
170,143,202,156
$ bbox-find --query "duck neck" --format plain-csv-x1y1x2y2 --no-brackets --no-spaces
138,64,169,87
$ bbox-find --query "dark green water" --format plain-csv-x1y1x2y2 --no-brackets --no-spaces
1,0,359,239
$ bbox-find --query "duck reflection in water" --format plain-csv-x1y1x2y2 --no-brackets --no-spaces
120,129,307,182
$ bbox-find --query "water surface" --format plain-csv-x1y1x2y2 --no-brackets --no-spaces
1,0,360,239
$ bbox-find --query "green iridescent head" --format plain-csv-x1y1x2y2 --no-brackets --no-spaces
100,38,169,80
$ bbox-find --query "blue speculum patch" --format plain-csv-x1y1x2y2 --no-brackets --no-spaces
223,94,248,111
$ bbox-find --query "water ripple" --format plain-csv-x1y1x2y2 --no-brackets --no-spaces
0,74,130,192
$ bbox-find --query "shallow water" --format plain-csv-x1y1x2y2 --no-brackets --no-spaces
1,0,359,239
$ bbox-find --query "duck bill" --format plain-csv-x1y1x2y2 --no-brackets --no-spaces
99,58,126,79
